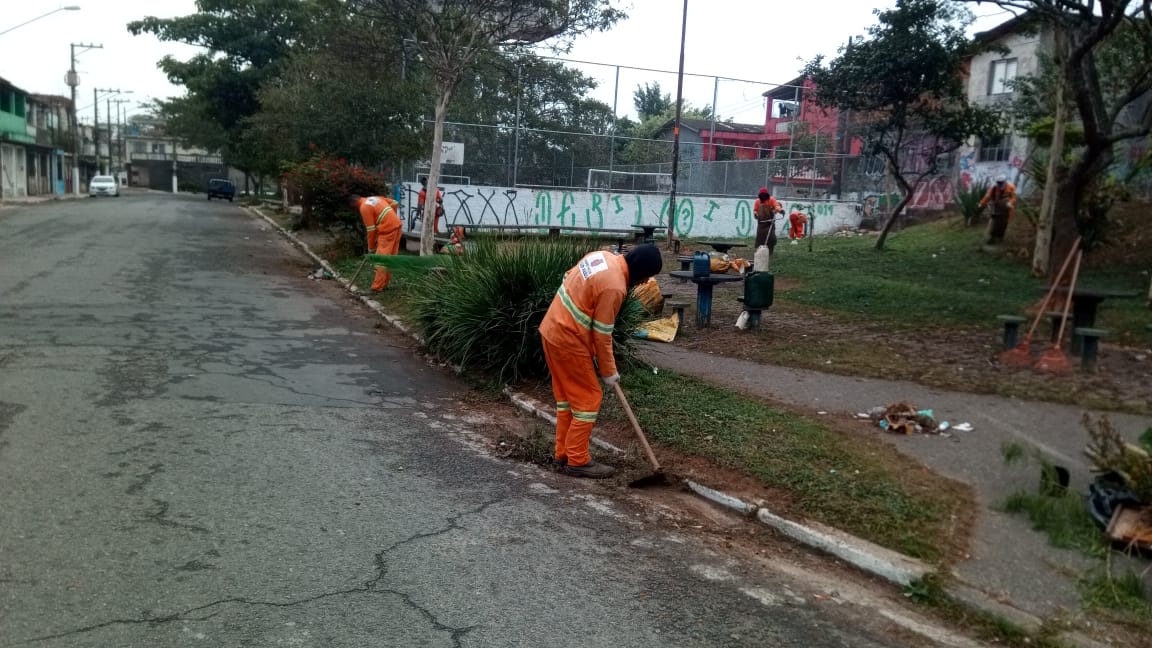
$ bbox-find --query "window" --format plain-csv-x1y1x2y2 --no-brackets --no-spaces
151,143,166,154
989,58,1018,95
132,141,147,154
978,135,1012,162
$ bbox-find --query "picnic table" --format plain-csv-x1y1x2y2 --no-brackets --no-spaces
631,224,667,243
668,270,744,328
1040,286,1142,354
697,240,745,255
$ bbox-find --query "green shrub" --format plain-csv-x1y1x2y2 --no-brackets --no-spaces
283,152,389,229
954,179,991,226
412,237,645,385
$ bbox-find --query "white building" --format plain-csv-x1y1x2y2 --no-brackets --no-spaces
958,15,1053,193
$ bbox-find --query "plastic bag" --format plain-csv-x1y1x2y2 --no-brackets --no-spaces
634,315,679,343
631,278,665,315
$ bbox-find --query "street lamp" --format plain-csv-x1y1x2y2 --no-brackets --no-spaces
0,6,80,37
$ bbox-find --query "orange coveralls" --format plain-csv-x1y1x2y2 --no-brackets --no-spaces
538,251,629,467
978,182,1017,243
358,196,402,292
418,188,444,233
788,210,808,239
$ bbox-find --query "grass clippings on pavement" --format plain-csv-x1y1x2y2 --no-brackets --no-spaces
601,367,973,564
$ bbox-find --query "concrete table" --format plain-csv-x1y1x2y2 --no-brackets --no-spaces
697,241,746,255
632,224,667,243
1041,286,1141,354
669,270,744,328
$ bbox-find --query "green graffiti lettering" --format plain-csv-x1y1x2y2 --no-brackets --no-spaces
675,199,695,237
735,201,753,237
557,192,576,227
612,195,625,214
586,194,604,228
534,193,552,225
702,200,719,222
634,195,644,224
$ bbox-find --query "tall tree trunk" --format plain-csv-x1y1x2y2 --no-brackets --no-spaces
1032,32,1068,278
874,171,912,250
421,85,454,256
1049,183,1081,281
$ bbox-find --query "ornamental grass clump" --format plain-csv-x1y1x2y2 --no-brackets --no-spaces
412,236,645,385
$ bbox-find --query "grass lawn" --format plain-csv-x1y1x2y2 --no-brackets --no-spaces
688,219,1149,341
599,367,973,564
332,252,446,317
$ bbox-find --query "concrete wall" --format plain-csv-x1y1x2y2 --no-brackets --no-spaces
398,183,861,239
1,143,28,198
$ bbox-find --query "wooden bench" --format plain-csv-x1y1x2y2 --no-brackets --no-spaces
1073,327,1107,371
401,231,450,253
996,314,1027,349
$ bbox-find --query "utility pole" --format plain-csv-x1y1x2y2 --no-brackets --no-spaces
93,88,100,174
114,99,130,181
68,42,102,194
667,0,689,251
93,88,131,176
105,96,113,175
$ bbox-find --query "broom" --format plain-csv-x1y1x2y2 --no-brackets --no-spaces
1000,238,1081,367
1034,247,1082,375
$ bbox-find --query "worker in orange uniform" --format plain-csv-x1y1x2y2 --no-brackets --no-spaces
979,175,1017,245
788,207,808,244
753,187,783,254
417,179,445,234
350,193,402,292
539,245,664,479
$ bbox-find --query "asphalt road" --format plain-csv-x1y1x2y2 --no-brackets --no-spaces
1,192,963,647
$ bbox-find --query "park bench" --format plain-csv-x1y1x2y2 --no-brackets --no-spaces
667,300,689,327
996,315,1027,349
1074,327,1107,371
402,231,450,253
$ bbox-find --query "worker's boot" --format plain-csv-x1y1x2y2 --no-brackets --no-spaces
548,456,567,471
563,460,616,479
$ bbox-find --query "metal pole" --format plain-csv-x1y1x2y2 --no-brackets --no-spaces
667,0,689,249
783,84,800,197
70,44,80,195
707,76,718,161
607,65,620,199
810,130,819,198
92,88,100,174
512,64,522,187
105,96,113,176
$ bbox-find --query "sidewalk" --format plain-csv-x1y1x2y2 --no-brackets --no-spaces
0,194,85,209
639,342,1152,622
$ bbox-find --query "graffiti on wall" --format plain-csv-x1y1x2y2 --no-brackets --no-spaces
959,149,1025,190
401,183,861,238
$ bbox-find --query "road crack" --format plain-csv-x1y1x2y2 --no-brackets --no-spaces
15,497,506,647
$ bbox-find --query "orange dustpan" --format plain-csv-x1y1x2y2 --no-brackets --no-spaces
1000,239,1081,367
1035,248,1083,375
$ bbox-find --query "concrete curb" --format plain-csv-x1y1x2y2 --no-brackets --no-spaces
246,204,939,590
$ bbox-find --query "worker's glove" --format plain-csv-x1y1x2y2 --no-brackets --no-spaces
602,373,620,386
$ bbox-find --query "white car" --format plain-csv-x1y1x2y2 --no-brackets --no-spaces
89,176,119,198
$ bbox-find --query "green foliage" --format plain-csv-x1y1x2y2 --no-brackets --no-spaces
1081,567,1152,621
804,0,1002,247
955,178,991,226
128,0,335,173
1002,491,1108,558
633,82,673,120
283,153,390,228
411,238,643,385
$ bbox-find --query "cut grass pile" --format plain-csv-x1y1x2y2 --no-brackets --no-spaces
604,367,972,563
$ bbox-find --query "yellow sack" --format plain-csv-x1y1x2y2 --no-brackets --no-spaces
631,278,664,315
633,314,679,343
709,257,731,273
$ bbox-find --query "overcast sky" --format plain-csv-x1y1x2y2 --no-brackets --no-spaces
1,0,1015,125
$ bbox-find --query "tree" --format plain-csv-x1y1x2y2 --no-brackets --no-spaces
804,0,1002,249
633,82,672,120
349,0,624,255
128,0,333,178
963,0,1152,275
